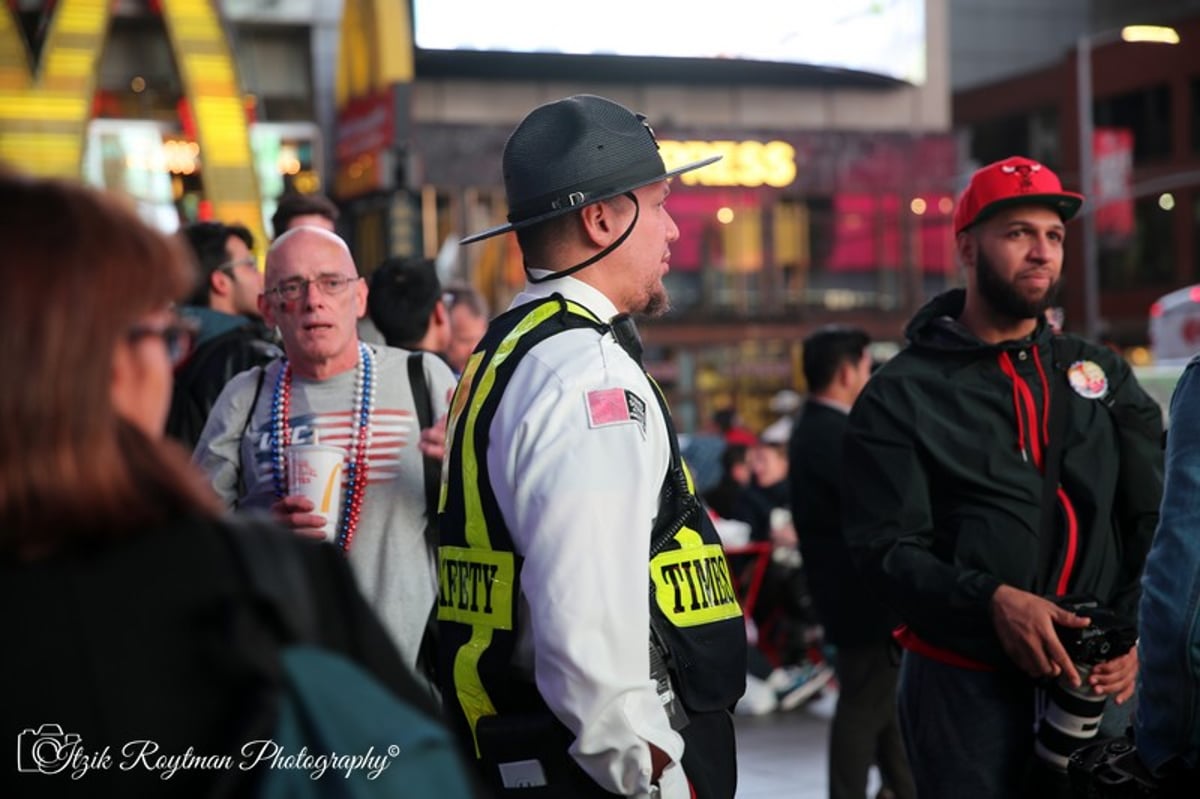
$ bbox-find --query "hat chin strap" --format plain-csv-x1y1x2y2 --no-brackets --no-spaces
526,192,639,284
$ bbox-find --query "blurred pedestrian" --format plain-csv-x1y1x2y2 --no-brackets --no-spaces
442,283,489,375
368,255,452,354
271,191,338,237
166,221,280,448
788,325,914,799
1132,358,1200,789
0,170,446,797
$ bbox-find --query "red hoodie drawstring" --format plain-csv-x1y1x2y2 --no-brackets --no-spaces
997,352,1028,462
1032,347,1051,448
997,347,1080,597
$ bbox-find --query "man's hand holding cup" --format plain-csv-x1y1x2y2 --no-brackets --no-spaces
272,444,346,542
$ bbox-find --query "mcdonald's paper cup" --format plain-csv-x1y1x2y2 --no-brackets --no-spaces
286,444,346,542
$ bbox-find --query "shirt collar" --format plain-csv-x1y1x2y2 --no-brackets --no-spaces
809,395,852,415
510,274,621,323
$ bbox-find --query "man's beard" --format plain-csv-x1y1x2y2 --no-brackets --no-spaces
635,278,671,319
976,248,1059,321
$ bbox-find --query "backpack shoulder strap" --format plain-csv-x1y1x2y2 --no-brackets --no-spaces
235,365,268,499
407,351,440,524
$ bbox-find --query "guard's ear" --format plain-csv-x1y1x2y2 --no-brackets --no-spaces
578,197,624,247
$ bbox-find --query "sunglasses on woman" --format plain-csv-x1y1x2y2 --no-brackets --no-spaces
126,317,200,366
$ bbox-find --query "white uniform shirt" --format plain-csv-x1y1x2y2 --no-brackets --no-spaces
487,277,687,798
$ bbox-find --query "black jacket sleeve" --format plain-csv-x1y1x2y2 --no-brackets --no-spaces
1100,353,1165,621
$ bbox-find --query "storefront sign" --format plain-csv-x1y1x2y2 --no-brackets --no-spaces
660,139,797,188
335,90,395,198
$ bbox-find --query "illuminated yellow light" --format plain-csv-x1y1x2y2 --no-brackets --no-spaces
1127,346,1152,366
0,94,89,120
294,171,320,193
0,132,80,174
162,0,222,38
44,49,94,78
661,139,797,188
910,198,928,215
716,207,735,224
1159,193,1176,211
131,76,146,93
0,132,79,151
57,2,108,34
1121,25,1180,45
183,55,235,84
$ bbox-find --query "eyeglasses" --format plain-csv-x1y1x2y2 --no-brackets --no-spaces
127,318,198,366
267,274,360,302
218,255,258,274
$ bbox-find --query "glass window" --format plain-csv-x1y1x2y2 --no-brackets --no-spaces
1099,194,1175,290
1094,84,1171,163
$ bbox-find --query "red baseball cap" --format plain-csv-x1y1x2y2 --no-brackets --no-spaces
953,156,1084,234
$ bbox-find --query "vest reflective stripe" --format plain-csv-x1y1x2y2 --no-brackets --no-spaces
439,298,601,752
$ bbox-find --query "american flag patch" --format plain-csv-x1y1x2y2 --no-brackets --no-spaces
585,388,647,435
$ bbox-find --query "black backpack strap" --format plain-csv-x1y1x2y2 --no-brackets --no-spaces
407,351,441,525
235,365,267,500
1036,337,1071,594
408,351,444,688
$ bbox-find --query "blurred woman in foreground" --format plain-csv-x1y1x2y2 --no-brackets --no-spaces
0,171,461,797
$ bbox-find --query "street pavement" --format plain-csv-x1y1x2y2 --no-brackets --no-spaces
734,686,884,798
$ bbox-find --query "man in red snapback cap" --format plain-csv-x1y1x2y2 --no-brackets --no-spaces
841,156,1163,798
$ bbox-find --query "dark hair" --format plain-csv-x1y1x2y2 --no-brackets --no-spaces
720,443,749,473
514,204,594,266
0,171,223,554
271,192,339,238
713,408,737,433
802,326,871,393
181,221,255,307
367,256,442,349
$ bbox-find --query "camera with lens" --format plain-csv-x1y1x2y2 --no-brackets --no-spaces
1068,736,1197,798
1035,597,1137,773
1054,599,1138,667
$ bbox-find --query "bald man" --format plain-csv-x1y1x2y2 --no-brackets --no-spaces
193,226,456,695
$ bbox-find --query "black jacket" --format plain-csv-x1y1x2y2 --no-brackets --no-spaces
166,314,279,450
789,400,898,647
2,515,444,798
843,289,1163,668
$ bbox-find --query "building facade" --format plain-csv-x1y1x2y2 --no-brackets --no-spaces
954,7,1200,349
0,0,956,432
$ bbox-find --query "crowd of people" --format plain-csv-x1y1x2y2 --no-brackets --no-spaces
5,93,1200,799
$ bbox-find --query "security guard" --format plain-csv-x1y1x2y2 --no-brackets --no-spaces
437,95,747,799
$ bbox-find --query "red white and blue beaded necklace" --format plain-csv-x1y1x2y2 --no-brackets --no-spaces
270,341,376,552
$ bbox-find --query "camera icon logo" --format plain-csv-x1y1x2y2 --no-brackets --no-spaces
17,723,81,775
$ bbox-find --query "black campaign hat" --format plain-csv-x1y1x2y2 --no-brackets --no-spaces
461,94,721,245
